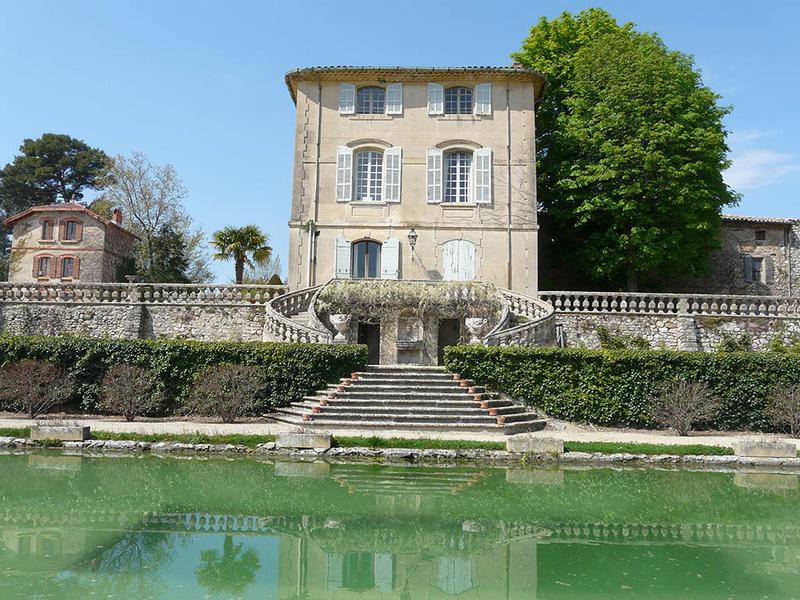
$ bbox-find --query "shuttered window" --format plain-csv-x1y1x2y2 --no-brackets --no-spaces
386,83,403,114
336,146,353,202
381,238,400,279
355,150,383,201
474,83,492,115
382,147,402,203
339,83,356,114
352,240,381,278
444,87,473,114
61,257,75,277
335,238,351,279
426,148,443,203
427,83,444,115
473,148,492,203
442,240,476,281
36,256,50,277
356,86,385,114
444,152,472,203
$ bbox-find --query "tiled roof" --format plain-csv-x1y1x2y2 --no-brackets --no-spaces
285,65,546,102
722,214,799,226
3,202,140,239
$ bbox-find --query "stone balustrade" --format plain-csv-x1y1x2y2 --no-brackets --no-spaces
264,284,333,344
540,290,800,318
484,288,556,347
0,282,287,306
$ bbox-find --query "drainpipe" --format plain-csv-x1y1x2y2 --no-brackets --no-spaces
506,80,513,289
787,224,794,297
306,78,323,288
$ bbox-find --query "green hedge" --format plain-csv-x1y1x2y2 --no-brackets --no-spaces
444,346,800,431
0,336,367,414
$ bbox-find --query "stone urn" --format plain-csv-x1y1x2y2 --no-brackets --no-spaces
464,317,488,345
329,313,352,343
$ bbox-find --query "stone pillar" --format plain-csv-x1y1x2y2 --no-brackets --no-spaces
676,298,699,351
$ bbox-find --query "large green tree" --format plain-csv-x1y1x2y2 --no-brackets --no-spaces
513,9,738,290
211,225,272,284
0,133,110,210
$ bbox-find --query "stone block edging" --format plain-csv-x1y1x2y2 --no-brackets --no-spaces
2,436,799,470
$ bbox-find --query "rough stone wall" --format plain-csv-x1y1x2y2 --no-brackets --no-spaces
556,312,800,352
102,224,137,281
0,303,266,342
670,221,799,296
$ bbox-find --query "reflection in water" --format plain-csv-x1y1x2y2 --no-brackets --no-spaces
0,454,799,599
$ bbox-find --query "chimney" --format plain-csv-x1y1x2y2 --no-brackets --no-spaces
112,208,123,225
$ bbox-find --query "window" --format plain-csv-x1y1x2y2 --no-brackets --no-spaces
63,221,78,241
351,240,381,278
751,257,764,283
61,257,75,278
37,257,51,277
356,87,385,114
444,152,472,203
355,150,384,201
444,87,473,114
756,230,767,245
41,220,54,240
442,239,476,280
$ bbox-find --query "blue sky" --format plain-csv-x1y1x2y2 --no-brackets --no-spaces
1,0,798,281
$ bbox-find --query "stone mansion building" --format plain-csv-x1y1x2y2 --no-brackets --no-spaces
3,203,138,283
285,66,544,295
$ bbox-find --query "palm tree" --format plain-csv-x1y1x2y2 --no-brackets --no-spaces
211,225,272,284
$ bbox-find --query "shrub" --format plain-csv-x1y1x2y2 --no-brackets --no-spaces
717,333,752,352
99,364,164,421
0,359,74,418
649,380,720,436
444,345,800,431
0,336,367,415
765,384,800,437
596,326,650,350
185,364,267,423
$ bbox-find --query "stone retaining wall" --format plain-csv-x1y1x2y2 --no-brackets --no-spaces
543,291,800,351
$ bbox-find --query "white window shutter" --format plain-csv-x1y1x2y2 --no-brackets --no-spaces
473,148,492,204
426,148,443,203
381,238,400,280
339,83,355,114
375,554,394,592
427,83,444,115
382,147,402,203
335,237,351,279
458,240,476,280
335,146,353,202
765,256,775,283
474,83,492,115
386,83,403,114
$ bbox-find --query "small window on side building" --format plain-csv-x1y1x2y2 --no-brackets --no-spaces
755,230,767,245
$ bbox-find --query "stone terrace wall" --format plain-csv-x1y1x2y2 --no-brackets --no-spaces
541,291,800,351
0,283,287,342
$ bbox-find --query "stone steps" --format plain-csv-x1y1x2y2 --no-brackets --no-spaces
272,365,546,435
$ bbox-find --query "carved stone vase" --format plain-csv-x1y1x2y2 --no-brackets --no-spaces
329,313,352,343
464,317,488,345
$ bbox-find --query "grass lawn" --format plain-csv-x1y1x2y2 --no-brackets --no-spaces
563,440,734,456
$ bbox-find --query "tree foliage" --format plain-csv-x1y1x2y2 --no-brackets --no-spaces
211,225,272,284
513,9,738,290
0,133,111,211
98,152,211,283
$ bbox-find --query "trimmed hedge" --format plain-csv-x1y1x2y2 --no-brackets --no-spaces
444,346,800,431
0,336,367,415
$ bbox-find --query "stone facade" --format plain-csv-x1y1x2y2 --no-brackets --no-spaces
285,66,543,296
3,203,138,283
670,215,800,296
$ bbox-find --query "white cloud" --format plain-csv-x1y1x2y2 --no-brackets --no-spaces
724,128,800,191
724,149,800,191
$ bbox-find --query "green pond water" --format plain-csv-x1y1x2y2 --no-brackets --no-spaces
1,453,799,599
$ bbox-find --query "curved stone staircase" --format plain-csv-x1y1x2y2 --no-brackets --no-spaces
272,365,546,435
263,281,556,348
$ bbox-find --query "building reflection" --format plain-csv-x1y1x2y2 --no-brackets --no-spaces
1,461,800,598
